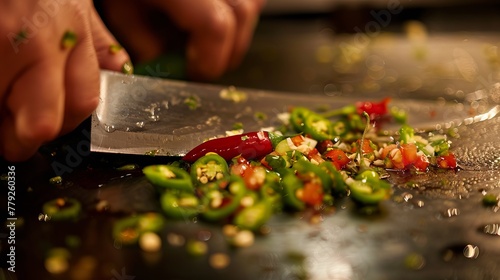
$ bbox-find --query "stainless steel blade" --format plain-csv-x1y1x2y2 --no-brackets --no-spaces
91,70,499,157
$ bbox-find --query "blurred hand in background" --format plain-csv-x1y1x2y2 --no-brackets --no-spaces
98,0,266,80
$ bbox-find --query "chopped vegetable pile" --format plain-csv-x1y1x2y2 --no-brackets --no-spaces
40,98,458,251
141,98,458,236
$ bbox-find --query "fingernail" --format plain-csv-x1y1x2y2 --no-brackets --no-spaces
122,61,134,75
109,44,123,54
61,30,77,50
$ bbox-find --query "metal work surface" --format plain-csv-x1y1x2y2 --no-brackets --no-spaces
4,9,500,280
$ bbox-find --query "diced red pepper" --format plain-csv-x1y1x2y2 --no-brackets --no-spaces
323,149,350,170
352,139,374,154
291,135,305,146
355,97,391,120
231,157,266,190
437,153,457,169
413,154,429,171
300,182,324,207
400,143,418,167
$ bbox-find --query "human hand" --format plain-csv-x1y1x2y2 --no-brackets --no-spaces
0,0,131,161
100,0,266,80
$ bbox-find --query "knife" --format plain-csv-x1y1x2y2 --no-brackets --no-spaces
90,70,499,157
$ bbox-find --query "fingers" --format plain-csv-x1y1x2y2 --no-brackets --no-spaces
89,6,132,73
225,0,266,69
150,0,236,80
99,0,163,63
60,9,100,135
148,0,265,80
2,59,65,161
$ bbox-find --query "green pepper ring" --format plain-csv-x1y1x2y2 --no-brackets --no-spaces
189,153,230,185
233,202,272,231
161,191,200,219
290,107,313,132
143,165,194,192
42,198,81,221
319,161,347,194
348,180,391,205
112,213,165,245
293,160,333,192
303,113,337,141
281,172,305,211
201,176,246,222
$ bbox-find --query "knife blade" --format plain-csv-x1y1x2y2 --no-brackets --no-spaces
91,70,499,157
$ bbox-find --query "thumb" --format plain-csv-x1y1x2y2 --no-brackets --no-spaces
90,8,133,74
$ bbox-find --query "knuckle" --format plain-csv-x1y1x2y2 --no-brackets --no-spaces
202,4,236,40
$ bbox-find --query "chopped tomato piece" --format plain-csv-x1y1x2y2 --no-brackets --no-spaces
400,143,418,167
413,154,429,171
300,182,324,206
231,157,266,190
437,153,457,169
352,139,374,154
324,149,350,170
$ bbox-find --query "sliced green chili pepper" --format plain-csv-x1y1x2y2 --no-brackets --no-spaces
112,213,165,245
122,61,134,75
320,104,357,118
61,30,77,49
281,172,305,211
233,201,272,231
201,176,246,222
42,198,81,221
260,171,283,212
190,153,229,185
430,136,450,155
347,170,391,205
303,113,336,140
293,160,332,192
391,106,408,124
161,190,200,219
290,107,313,132
264,154,291,175
109,44,123,54
143,165,193,192
399,124,415,144
319,161,347,194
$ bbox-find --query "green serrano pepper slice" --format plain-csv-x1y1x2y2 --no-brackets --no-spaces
281,171,305,211
112,213,165,245
42,198,81,221
161,190,201,219
290,107,312,132
260,171,283,212
303,113,337,140
190,153,229,185
319,161,347,194
143,165,193,192
293,160,332,192
347,170,391,205
201,176,246,222
233,201,272,231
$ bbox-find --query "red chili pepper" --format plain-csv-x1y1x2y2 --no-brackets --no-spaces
182,131,288,163
355,97,391,119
